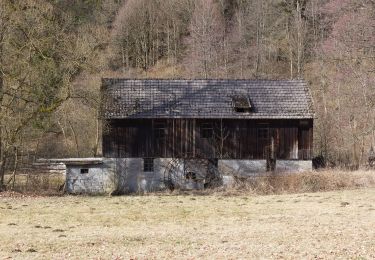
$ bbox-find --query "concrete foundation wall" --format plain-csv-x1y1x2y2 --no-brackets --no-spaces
155,158,205,190
219,160,267,177
219,159,312,177
66,162,115,194
66,158,312,194
109,158,170,193
276,160,313,172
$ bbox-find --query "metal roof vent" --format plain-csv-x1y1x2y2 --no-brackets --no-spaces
232,95,252,113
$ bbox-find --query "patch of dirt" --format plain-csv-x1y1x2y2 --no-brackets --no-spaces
52,229,65,232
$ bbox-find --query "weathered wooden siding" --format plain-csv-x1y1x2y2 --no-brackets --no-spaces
103,119,313,160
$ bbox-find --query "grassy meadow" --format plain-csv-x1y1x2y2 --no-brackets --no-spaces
1,187,375,259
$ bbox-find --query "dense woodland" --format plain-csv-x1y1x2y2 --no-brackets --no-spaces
0,0,374,187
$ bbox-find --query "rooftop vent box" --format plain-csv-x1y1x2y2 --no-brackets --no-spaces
232,95,253,113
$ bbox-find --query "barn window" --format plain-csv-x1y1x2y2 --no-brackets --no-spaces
258,128,269,139
211,158,218,167
232,95,252,113
80,168,89,174
185,172,197,180
143,158,154,172
201,123,213,138
154,122,166,138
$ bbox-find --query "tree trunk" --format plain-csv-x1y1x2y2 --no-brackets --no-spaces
93,110,100,157
0,25,5,190
0,75,3,189
295,1,305,78
0,154,4,190
121,44,126,74
9,147,18,190
68,121,80,157
286,23,293,79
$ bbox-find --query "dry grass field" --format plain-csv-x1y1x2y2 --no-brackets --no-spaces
1,187,375,259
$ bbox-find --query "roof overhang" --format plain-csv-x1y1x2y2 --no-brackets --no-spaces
37,158,103,166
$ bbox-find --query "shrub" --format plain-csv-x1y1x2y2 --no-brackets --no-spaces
223,170,375,195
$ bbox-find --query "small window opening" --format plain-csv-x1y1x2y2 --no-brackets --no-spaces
154,123,166,138
209,158,218,167
258,128,269,139
212,158,218,167
144,158,154,172
80,168,89,174
185,172,197,180
201,123,213,138
232,95,252,113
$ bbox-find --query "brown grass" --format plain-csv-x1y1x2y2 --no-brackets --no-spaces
4,173,65,195
224,169,375,195
1,187,375,259
3,169,375,197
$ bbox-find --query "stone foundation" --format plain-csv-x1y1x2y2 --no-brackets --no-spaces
219,159,312,177
276,160,313,172
65,158,312,194
219,160,267,177
66,162,114,194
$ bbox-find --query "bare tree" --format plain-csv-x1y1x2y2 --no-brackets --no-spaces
184,0,225,78
308,0,375,166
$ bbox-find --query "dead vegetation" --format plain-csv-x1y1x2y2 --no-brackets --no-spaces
1,188,375,259
3,173,65,196
2,169,375,197
224,169,375,195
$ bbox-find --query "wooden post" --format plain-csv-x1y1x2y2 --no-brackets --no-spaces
0,75,3,188
267,130,276,172
270,133,276,171
0,36,4,189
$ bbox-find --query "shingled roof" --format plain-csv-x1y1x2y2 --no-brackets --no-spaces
101,79,314,119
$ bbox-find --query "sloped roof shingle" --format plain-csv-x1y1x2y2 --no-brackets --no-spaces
101,79,314,119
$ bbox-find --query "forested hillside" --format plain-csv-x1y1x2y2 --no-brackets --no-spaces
0,0,374,185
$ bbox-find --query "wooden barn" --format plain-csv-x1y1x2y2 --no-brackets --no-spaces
83,78,314,192
63,79,314,194
102,79,314,160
